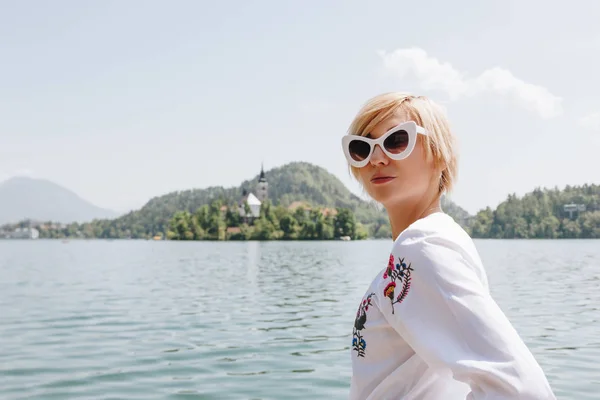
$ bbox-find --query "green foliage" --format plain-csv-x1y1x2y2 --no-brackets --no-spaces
167,200,365,241
469,184,600,239
333,208,356,238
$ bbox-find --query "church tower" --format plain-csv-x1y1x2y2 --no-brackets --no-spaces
257,163,268,202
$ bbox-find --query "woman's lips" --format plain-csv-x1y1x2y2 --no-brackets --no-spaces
371,176,395,184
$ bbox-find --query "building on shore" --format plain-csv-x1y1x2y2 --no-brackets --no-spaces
0,227,39,239
256,163,268,202
238,191,262,220
563,203,586,219
237,164,269,223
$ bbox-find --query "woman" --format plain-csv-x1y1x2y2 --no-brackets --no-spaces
342,92,556,399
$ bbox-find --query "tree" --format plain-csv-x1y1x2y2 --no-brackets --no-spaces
334,208,356,238
279,214,299,240
169,211,192,240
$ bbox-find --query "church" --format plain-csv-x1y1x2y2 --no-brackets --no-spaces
238,164,268,221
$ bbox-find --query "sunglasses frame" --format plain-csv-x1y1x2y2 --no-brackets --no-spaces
341,121,428,168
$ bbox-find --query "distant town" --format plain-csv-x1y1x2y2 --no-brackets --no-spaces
0,224,40,239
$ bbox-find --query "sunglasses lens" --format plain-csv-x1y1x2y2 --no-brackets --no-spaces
384,130,409,154
348,140,371,161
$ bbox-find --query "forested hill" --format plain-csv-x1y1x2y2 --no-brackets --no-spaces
470,184,599,239
141,161,376,221
50,161,469,239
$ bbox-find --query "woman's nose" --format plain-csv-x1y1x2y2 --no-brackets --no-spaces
369,144,389,166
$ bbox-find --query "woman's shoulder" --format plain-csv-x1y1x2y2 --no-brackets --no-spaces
366,213,489,313
390,212,486,282
395,212,472,249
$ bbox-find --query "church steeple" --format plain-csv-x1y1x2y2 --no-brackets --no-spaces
259,162,266,183
257,163,268,202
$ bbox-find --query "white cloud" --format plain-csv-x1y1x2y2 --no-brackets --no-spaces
378,47,564,119
578,111,600,131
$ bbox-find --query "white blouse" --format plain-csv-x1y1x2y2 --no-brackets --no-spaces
349,213,556,400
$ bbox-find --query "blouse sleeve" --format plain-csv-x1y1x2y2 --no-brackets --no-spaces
375,233,556,399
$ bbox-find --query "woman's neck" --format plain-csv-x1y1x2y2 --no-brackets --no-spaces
388,194,442,241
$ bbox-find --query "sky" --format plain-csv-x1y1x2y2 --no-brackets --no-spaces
1,0,599,215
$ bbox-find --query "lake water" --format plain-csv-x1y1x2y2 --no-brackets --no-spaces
1,239,599,399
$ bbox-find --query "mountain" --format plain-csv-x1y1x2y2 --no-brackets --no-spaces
72,161,470,239
0,177,118,224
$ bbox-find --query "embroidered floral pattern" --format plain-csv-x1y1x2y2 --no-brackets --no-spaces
383,254,413,314
352,292,374,357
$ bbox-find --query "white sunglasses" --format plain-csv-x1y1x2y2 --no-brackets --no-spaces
341,121,428,168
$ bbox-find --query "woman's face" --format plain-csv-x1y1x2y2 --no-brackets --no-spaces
355,109,439,208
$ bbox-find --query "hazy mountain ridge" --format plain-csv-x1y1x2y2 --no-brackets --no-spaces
0,177,118,224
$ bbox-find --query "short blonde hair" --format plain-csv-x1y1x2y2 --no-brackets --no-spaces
346,92,458,194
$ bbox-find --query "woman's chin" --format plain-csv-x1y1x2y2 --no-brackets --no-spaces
365,185,398,205
367,184,421,209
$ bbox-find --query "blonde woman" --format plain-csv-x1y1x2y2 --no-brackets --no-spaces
343,93,555,399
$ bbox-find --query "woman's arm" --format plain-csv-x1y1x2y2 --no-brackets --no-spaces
376,233,556,399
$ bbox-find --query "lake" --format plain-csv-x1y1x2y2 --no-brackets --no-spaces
1,239,598,399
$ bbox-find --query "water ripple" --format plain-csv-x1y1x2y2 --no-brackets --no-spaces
0,239,598,399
